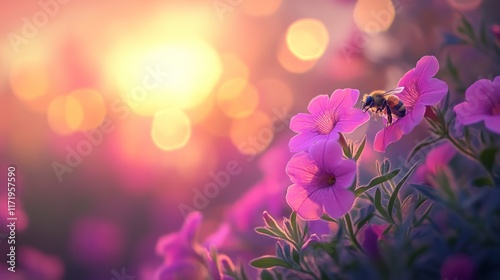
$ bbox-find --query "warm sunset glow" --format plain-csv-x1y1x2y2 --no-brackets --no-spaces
217,78,259,118
10,58,50,101
151,109,192,151
106,39,222,116
241,0,282,17
220,53,249,81
353,0,396,34
286,18,329,61
47,95,84,135
256,79,294,115
68,89,107,131
230,111,274,155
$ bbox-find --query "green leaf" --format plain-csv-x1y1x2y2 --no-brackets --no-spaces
260,270,274,280
472,176,494,187
412,184,443,203
414,204,433,227
458,15,475,41
320,213,337,223
388,162,419,222
354,169,401,197
354,136,367,161
255,227,281,238
480,20,488,46
250,256,292,269
479,147,498,173
446,56,460,83
375,188,390,220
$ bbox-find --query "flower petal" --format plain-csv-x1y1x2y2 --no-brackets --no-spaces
398,104,426,134
373,122,404,152
290,113,316,133
414,55,439,84
286,152,320,187
329,88,359,111
286,184,323,220
307,94,330,115
308,140,343,171
484,115,500,134
417,78,448,105
289,132,328,153
336,109,370,133
182,212,203,243
331,160,356,189
322,187,355,218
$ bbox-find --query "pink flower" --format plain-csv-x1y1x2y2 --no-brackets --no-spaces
413,142,456,185
359,224,387,259
492,24,500,43
454,76,500,134
373,56,448,152
289,88,369,152
440,254,475,280
156,211,203,265
286,140,356,220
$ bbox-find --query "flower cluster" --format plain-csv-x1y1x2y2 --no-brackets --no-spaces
155,50,500,279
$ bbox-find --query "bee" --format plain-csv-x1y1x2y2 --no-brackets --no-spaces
362,87,406,125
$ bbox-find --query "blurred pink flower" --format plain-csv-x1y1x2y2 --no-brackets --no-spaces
359,224,387,259
374,56,448,152
155,212,230,280
492,24,500,43
156,211,204,265
286,140,356,220
454,76,500,134
440,254,475,280
413,142,456,185
289,88,369,152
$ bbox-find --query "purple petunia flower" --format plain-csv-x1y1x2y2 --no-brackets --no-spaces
286,140,356,220
413,142,456,186
454,76,500,134
373,56,448,152
359,224,387,259
289,88,369,152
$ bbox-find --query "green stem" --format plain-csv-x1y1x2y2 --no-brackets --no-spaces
345,214,364,252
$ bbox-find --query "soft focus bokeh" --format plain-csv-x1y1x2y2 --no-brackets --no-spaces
1,0,499,279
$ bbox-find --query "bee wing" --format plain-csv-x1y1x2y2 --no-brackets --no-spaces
382,87,405,96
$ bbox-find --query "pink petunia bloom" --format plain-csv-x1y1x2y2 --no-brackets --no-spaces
289,88,369,152
358,224,387,259
413,142,456,186
454,76,500,134
286,140,356,220
373,56,448,152
155,212,230,280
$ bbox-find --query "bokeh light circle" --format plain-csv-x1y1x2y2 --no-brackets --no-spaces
68,89,107,130
217,78,259,118
286,18,329,61
151,109,191,151
10,58,49,101
47,95,84,135
353,0,396,34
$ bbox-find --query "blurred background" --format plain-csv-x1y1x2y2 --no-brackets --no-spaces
1,0,499,279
